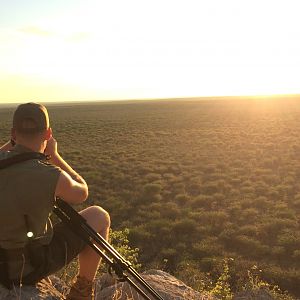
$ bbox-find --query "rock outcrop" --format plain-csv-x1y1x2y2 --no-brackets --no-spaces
0,270,211,300
96,270,211,300
0,276,66,299
0,270,278,300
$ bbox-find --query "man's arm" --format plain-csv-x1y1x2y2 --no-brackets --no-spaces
45,137,89,204
55,171,88,204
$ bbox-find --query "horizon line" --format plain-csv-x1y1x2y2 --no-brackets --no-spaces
1,93,300,106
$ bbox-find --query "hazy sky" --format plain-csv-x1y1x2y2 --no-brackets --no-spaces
1,0,300,103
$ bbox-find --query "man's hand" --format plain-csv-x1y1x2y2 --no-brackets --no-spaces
44,137,58,158
45,136,87,187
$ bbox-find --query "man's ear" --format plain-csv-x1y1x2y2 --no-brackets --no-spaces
45,127,53,140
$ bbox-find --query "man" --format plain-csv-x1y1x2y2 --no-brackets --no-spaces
0,102,110,300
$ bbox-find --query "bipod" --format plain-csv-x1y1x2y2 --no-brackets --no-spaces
53,198,165,300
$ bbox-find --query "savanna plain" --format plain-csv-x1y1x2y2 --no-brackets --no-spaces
1,97,300,299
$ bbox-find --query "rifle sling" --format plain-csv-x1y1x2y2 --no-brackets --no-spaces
0,152,48,169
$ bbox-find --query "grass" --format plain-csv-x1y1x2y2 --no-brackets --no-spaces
1,96,300,298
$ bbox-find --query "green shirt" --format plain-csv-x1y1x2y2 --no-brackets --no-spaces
0,144,61,249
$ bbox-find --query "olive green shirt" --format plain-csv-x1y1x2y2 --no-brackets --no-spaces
0,144,61,249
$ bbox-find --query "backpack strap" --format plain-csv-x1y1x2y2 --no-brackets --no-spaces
0,152,48,170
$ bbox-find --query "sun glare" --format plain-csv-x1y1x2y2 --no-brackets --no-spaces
0,0,299,102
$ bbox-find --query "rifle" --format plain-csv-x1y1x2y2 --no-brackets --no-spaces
53,198,165,300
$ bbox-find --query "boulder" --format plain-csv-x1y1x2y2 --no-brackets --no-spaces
96,270,212,300
0,277,66,299
0,271,278,300
0,270,211,300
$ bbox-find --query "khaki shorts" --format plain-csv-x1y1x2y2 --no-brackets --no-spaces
21,221,87,285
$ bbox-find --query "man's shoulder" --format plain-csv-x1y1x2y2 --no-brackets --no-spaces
37,160,62,173
0,150,61,175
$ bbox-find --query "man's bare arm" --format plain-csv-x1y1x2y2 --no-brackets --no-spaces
45,137,89,203
55,171,88,204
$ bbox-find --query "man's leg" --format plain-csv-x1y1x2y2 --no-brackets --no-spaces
67,205,110,300
78,206,111,280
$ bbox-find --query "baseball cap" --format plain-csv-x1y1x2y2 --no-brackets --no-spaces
13,103,49,134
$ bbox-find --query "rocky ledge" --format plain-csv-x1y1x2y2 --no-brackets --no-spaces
0,270,211,300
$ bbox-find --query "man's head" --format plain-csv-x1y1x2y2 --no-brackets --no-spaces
13,103,49,134
12,103,52,151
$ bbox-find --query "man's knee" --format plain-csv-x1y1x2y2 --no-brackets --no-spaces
80,205,110,232
92,205,111,229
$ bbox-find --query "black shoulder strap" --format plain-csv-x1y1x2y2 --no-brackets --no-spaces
0,152,48,170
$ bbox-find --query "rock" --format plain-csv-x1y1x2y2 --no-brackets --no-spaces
0,270,211,300
0,277,67,299
96,270,213,300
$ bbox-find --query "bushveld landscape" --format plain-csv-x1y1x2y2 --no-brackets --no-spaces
1,96,300,298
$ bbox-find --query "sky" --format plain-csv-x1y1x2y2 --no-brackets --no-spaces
0,0,300,103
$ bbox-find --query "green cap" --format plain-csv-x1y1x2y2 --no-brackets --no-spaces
13,103,49,134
